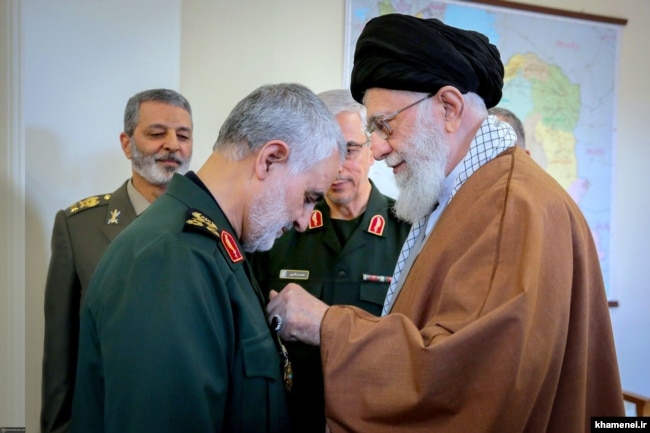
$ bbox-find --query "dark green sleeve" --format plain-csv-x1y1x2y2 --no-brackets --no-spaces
73,240,234,432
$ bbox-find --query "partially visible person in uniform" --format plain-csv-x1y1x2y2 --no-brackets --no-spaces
267,15,624,433
251,88,411,432
41,88,193,433
70,83,346,433
489,106,529,154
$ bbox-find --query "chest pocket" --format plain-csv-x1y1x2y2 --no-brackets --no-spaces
360,282,389,306
230,330,287,431
241,331,279,379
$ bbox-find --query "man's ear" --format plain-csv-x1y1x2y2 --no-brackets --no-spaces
120,132,133,159
255,140,290,179
436,86,464,133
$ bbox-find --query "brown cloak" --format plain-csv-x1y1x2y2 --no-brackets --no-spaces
321,147,623,433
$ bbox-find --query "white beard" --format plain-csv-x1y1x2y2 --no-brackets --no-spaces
243,177,293,253
130,138,191,186
390,114,449,224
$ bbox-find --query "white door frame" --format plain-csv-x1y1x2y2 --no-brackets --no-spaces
0,0,26,427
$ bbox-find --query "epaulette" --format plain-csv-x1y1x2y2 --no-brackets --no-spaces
184,209,221,240
183,208,244,263
65,194,112,217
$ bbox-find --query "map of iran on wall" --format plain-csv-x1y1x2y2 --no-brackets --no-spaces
345,0,622,299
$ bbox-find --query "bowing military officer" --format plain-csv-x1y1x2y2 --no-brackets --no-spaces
251,89,411,433
41,88,193,433
70,83,345,433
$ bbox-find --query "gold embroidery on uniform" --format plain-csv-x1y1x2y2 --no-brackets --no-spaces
186,211,220,238
70,196,100,214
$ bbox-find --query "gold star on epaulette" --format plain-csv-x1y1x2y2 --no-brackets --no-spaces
183,209,221,240
66,194,111,216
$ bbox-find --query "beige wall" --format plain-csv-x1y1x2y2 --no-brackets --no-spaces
180,1,349,169
18,0,183,430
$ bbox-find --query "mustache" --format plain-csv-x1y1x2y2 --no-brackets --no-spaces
153,151,185,165
384,152,404,168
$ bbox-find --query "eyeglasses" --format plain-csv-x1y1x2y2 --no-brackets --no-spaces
365,94,434,140
345,138,371,160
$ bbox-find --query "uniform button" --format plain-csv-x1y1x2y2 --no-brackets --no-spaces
337,270,346,278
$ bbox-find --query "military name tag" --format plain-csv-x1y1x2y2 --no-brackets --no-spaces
279,269,309,280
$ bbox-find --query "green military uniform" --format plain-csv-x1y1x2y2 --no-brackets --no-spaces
251,181,410,432
42,180,137,433
71,173,289,433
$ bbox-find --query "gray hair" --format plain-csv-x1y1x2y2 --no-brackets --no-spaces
488,106,526,149
214,83,346,174
317,89,367,124
463,91,488,117
124,89,192,137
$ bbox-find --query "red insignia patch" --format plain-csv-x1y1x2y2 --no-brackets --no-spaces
368,215,385,236
221,230,243,263
309,210,323,229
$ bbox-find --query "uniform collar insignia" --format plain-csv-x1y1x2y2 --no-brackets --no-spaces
309,210,324,229
221,230,243,263
107,209,121,224
368,214,385,236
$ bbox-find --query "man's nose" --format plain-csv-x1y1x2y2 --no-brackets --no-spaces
370,134,390,161
163,130,180,151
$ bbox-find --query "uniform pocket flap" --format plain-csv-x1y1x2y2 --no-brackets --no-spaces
360,282,389,306
242,332,278,379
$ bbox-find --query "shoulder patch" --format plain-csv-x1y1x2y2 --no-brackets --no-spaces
183,208,221,241
309,210,324,229
221,230,244,263
367,214,386,236
183,208,244,264
65,194,111,216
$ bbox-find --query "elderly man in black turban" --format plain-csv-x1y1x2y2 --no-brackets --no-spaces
267,14,624,433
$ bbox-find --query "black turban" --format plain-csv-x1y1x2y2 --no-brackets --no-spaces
350,14,504,108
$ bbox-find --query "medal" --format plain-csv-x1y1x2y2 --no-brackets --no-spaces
283,355,293,392
278,338,293,392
